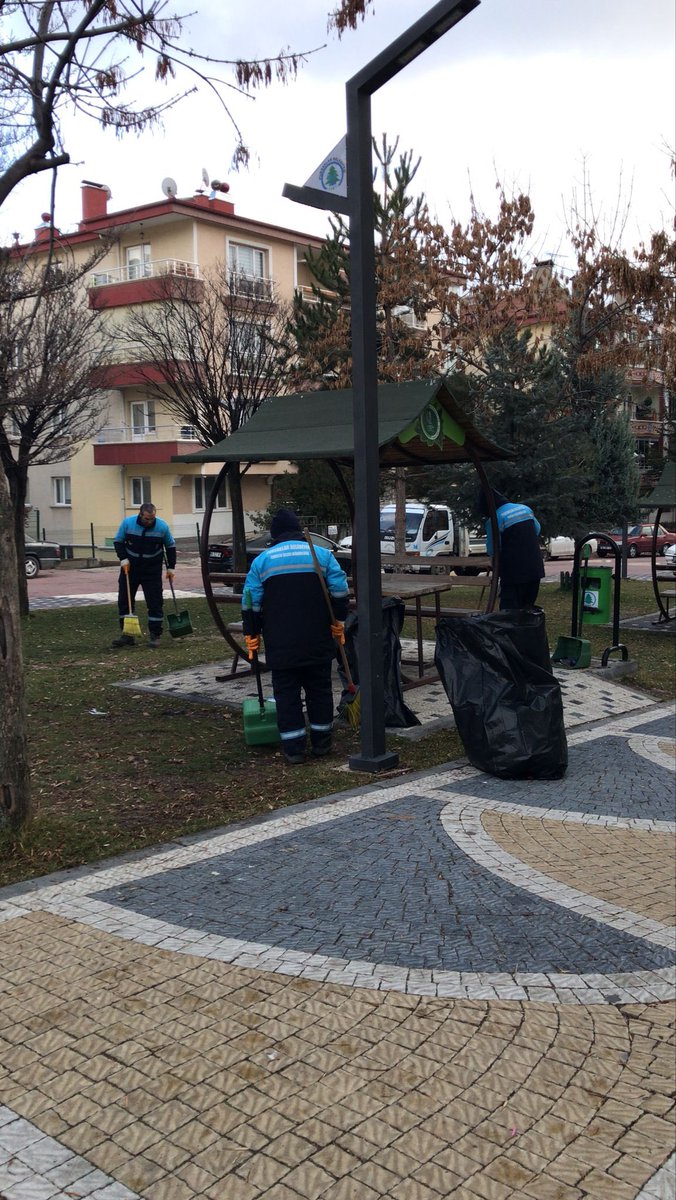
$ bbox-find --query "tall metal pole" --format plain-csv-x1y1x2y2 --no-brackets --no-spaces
283,0,480,772
345,83,397,771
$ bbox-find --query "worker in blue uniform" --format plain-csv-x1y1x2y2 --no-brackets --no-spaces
479,488,545,610
112,502,177,647
241,508,349,764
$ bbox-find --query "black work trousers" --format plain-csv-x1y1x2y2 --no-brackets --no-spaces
499,579,541,611
271,660,334,756
118,569,164,634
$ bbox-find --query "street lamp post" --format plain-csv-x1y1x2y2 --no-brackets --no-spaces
284,0,480,771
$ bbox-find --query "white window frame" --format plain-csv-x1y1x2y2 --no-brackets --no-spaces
130,400,156,439
228,241,265,278
130,477,152,506
126,243,151,281
52,476,71,507
227,240,271,299
194,476,228,512
230,317,269,371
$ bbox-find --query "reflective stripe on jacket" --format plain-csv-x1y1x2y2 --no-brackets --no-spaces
241,536,349,669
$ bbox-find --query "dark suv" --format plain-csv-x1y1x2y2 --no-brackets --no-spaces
25,539,62,578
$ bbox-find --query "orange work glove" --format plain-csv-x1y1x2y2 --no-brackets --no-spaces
330,621,345,645
245,635,261,660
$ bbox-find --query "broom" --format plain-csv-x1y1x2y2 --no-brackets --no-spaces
304,528,360,730
121,563,142,638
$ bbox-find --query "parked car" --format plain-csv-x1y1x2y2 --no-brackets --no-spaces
662,543,676,574
25,539,62,578
597,524,676,558
207,531,352,575
541,534,598,560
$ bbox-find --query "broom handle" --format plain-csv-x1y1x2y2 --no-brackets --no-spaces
243,587,266,711
163,551,179,614
124,564,134,615
303,529,355,689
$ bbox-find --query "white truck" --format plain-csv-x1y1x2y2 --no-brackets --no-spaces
340,501,486,571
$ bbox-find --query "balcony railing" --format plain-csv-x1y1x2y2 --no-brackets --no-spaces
229,271,274,301
90,259,200,287
95,423,199,443
630,417,663,437
296,283,341,306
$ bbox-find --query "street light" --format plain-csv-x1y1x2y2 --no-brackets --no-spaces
284,0,480,772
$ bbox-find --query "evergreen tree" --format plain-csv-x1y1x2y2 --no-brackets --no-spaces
289,135,453,390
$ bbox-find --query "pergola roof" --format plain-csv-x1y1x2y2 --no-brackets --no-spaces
174,375,512,468
638,459,676,510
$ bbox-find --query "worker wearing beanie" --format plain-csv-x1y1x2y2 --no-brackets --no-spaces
241,508,349,764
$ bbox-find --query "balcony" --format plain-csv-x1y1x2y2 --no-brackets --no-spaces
629,417,664,438
90,259,200,286
88,259,202,309
229,271,275,302
93,422,200,466
296,283,341,306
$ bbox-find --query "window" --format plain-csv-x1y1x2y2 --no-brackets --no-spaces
130,400,156,438
228,242,270,298
422,509,449,540
230,318,269,370
228,242,265,278
194,477,227,511
52,477,71,506
126,244,151,281
131,477,152,505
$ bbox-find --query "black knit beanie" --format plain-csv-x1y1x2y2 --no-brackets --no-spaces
270,508,302,541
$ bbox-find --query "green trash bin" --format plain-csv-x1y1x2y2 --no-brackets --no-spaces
580,565,613,625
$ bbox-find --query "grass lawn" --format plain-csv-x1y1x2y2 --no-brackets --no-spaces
1,577,672,888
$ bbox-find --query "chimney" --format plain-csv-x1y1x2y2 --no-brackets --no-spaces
34,212,59,243
81,180,110,222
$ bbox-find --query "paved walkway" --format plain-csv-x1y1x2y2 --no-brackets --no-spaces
0,671,674,1198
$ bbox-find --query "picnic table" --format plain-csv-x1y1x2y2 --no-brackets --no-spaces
208,562,495,686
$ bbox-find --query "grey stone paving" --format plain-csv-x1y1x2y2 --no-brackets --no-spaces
440,734,676,822
94,783,672,977
3,701,673,1007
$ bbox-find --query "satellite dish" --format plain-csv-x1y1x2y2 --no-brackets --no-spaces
161,177,178,198
201,167,209,188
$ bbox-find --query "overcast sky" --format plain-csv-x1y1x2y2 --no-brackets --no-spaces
1,0,673,264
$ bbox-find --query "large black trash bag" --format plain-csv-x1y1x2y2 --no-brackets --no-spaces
340,597,420,728
434,609,567,779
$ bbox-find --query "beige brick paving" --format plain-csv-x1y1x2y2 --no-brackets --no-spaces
482,813,676,924
0,910,674,1198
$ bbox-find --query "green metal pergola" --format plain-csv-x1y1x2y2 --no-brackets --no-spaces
175,373,512,658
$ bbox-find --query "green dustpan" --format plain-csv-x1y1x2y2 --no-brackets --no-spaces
167,576,193,638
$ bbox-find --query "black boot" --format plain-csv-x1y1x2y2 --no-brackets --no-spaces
282,735,306,765
112,633,135,648
310,730,333,758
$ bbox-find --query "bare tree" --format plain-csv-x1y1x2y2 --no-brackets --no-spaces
0,463,30,832
0,251,113,615
0,0,374,204
0,0,374,828
118,262,293,569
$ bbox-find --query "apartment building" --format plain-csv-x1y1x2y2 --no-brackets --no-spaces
22,180,326,551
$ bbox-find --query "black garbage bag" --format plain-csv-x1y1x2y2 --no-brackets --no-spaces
434,609,567,779
339,597,420,728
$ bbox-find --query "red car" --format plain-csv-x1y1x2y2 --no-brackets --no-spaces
597,524,676,558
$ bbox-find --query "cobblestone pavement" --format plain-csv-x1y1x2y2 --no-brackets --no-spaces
0,679,674,1197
